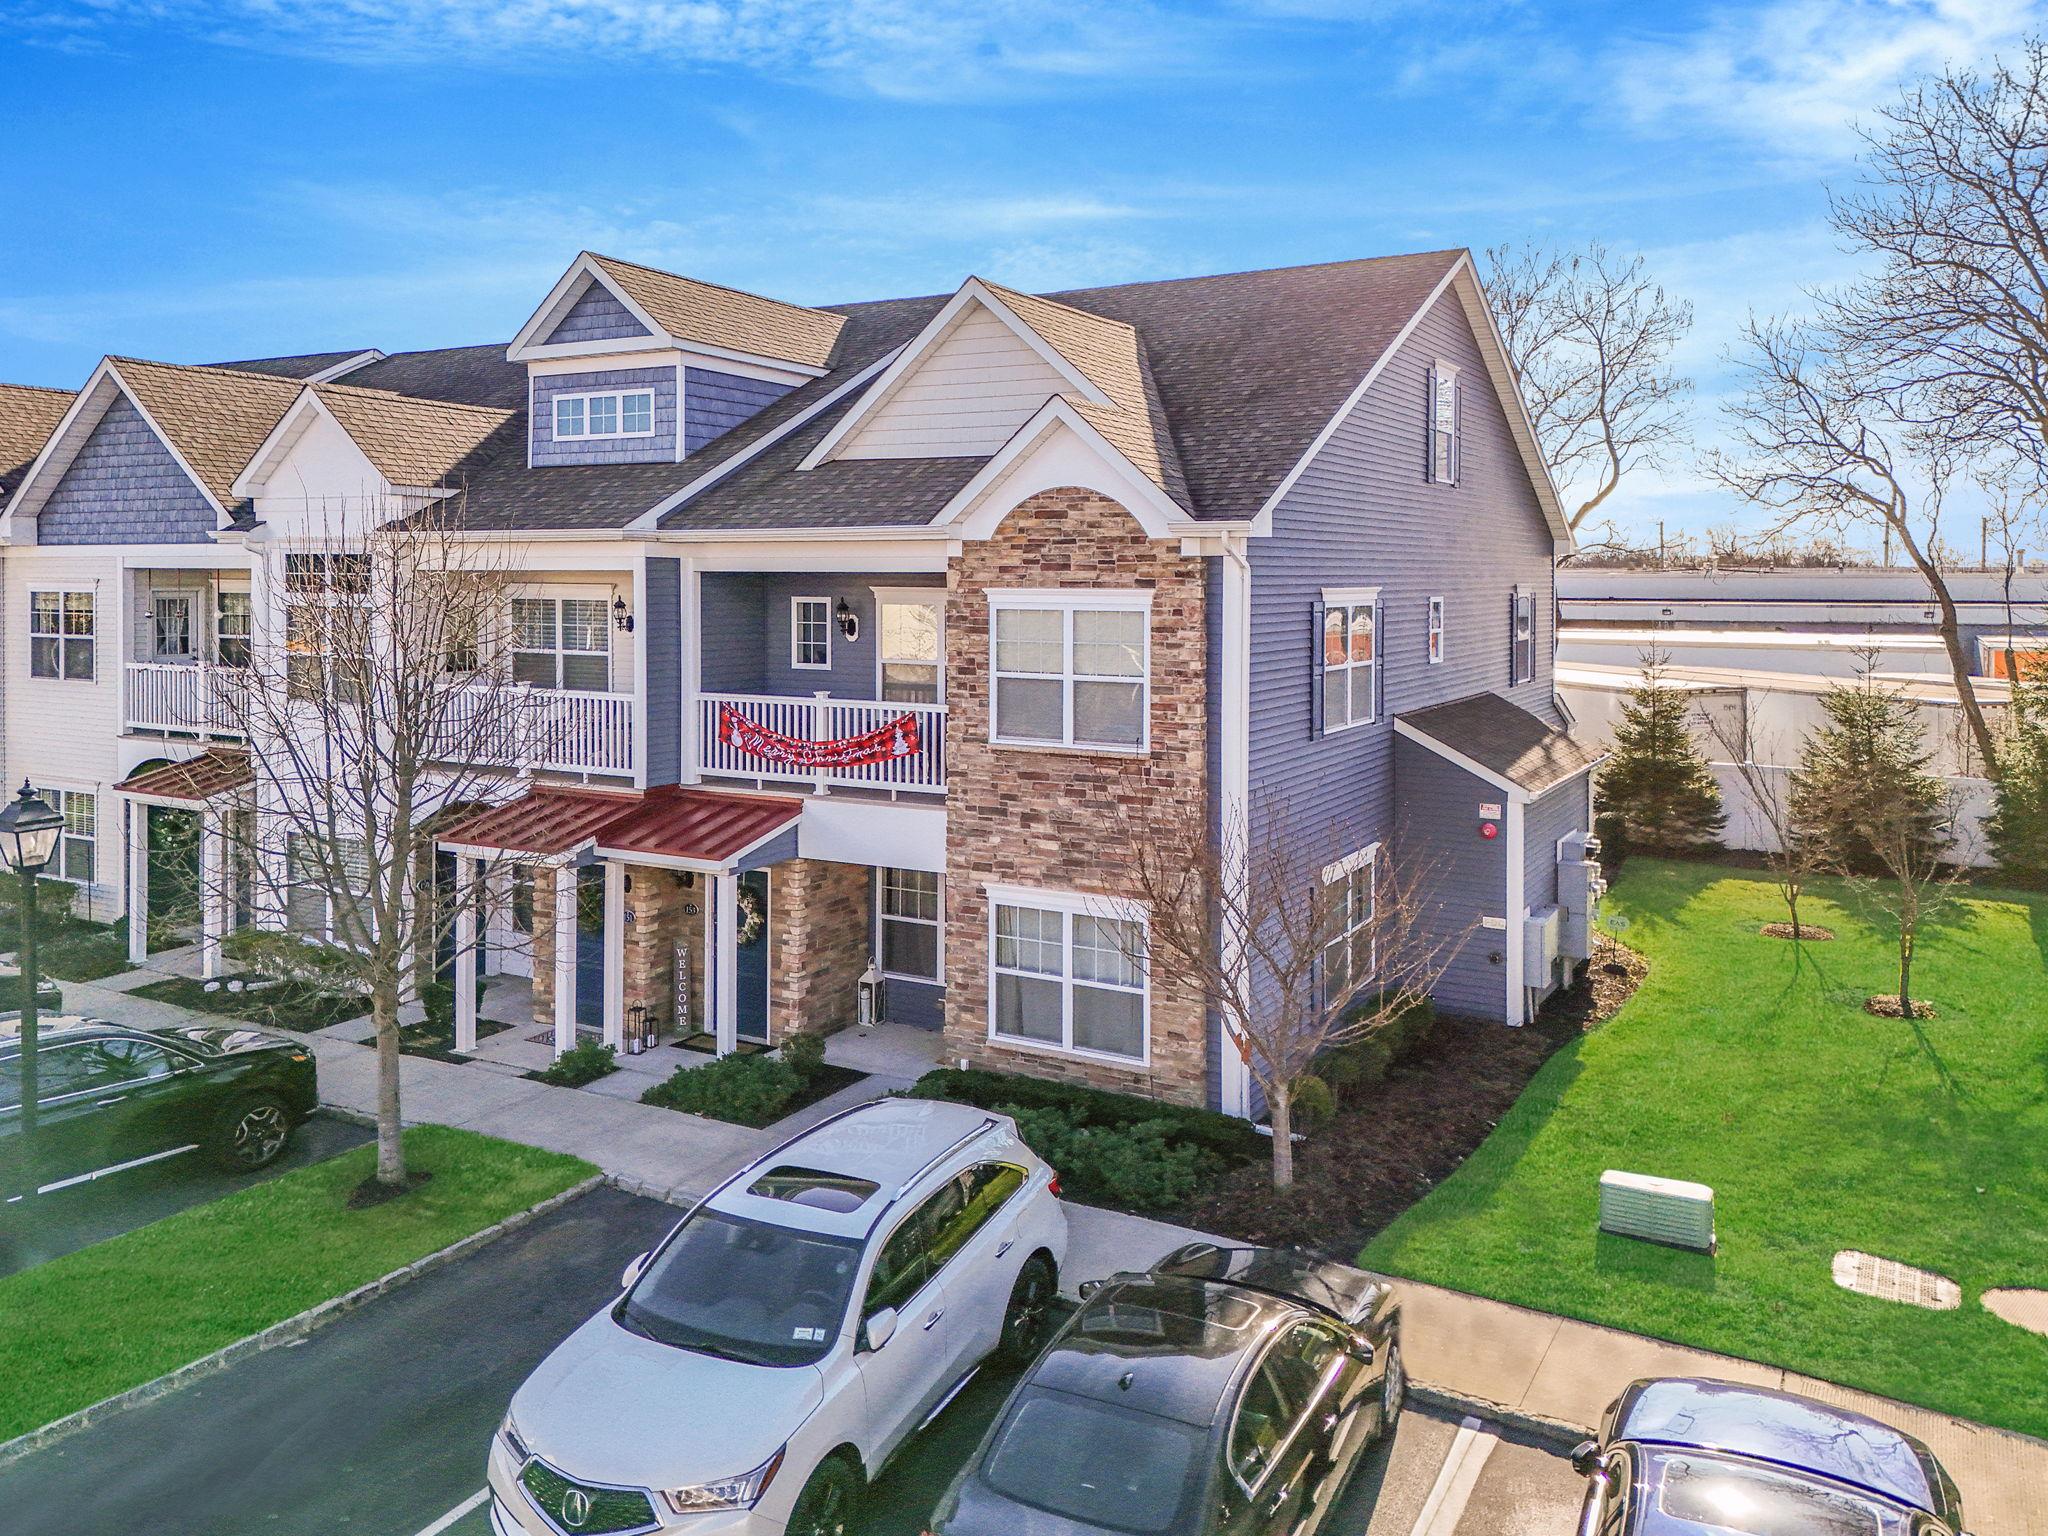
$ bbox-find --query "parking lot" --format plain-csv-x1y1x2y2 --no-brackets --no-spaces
0,1182,1584,1535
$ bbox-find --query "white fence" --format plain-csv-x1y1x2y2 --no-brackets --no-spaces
125,662,249,736
1709,761,1997,869
695,691,947,794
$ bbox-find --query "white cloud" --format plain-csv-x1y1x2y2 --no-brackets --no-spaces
1610,0,2046,161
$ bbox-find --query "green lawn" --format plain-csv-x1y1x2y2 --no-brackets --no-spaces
1364,858,2048,1439
0,1125,592,1441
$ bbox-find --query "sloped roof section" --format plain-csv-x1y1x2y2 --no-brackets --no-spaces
115,748,252,805
211,350,377,382
311,382,517,488
341,343,530,409
1398,691,1605,795
589,253,846,370
0,383,73,497
109,358,303,509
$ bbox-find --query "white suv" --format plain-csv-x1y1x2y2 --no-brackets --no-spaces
488,1098,1068,1536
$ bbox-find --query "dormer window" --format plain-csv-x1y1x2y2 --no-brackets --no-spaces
554,389,655,441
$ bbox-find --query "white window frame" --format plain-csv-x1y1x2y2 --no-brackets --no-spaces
1320,586,1380,734
1511,586,1536,685
985,881,1150,1066
32,784,97,888
1430,361,1460,486
790,596,833,671
510,595,611,692
552,388,658,441
875,867,943,984
285,833,372,946
215,588,252,668
28,588,95,682
1427,595,1445,665
149,590,197,663
872,586,945,704
1320,842,1379,1005
988,589,1152,754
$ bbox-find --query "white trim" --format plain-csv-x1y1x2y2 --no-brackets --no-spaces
933,399,1194,542
299,349,386,385
1505,797,1526,1026
1429,359,1460,487
790,594,832,670
550,387,657,441
1218,537,1253,1119
987,590,1152,754
983,880,1150,1067
1320,592,1379,732
874,865,944,985
624,349,904,532
1320,839,1383,886
26,585,99,683
800,279,1112,471
1321,585,1382,606
1428,595,1445,665
1511,585,1536,686
1391,716,1530,802
870,585,946,704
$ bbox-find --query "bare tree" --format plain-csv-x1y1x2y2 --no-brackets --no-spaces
204,499,543,1195
1826,42,2048,487
1851,778,1966,1019
1114,791,1465,1191
1700,697,1831,941
1712,316,2006,780
1483,240,1693,530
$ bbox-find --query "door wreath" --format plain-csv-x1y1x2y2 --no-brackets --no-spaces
735,882,766,947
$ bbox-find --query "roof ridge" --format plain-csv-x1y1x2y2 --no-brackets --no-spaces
0,382,75,399
975,275,1139,338
109,354,304,392
311,378,516,418
587,251,841,322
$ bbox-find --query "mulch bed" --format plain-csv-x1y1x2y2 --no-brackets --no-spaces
128,975,372,1033
399,1016,513,1062
1181,944,1648,1258
1865,995,1938,1019
1761,922,1836,941
346,1169,433,1210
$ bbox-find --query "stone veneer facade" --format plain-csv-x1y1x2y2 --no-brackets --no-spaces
940,487,1212,1106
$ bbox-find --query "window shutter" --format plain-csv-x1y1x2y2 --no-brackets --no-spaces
1508,591,1519,683
1424,366,1438,483
1310,599,1327,737
1374,597,1385,721
1450,373,1462,484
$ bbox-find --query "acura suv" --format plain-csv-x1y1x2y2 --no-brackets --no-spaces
490,1098,1068,1536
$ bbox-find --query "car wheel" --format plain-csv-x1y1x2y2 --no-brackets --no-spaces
212,1094,294,1172
785,1456,862,1536
1376,1340,1406,1441
998,1253,1058,1364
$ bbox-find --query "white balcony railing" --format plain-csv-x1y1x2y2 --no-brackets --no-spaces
441,680,636,777
125,662,249,737
696,691,947,794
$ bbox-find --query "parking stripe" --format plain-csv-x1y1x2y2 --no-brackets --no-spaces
1408,1416,1498,1536
411,1487,488,1536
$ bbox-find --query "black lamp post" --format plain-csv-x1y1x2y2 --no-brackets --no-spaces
0,782,65,1203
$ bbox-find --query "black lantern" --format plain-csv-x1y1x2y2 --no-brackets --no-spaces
835,598,859,643
0,781,62,876
0,781,64,1210
612,594,635,634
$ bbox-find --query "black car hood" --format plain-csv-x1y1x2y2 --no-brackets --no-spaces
154,1024,297,1057
1149,1242,1387,1325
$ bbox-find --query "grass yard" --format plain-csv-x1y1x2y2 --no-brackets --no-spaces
1364,858,2048,1440
0,1125,591,1441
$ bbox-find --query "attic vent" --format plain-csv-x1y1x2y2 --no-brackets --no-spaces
1598,1170,1716,1252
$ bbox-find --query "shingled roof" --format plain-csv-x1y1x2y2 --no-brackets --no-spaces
0,383,73,498
109,358,303,510
311,382,517,488
1397,691,1605,796
589,253,846,370
212,350,377,382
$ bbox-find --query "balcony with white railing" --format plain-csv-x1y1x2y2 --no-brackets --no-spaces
695,691,947,795
440,680,636,778
125,662,250,738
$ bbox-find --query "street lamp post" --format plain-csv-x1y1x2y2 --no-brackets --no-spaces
1,782,67,1204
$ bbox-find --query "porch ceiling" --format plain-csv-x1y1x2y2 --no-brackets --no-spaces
113,747,252,806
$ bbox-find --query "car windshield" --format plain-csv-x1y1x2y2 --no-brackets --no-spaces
1656,1455,1886,1536
982,1387,1206,1535
618,1209,861,1367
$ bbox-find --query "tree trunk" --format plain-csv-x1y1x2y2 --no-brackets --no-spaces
373,980,407,1189
1268,1087,1295,1191
1786,887,1801,942
1898,930,1914,1018
1913,556,2003,781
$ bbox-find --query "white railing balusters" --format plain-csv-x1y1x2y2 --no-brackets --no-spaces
692,690,947,793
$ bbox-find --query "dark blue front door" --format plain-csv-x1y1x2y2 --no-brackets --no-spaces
575,864,605,1032
735,870,770,1042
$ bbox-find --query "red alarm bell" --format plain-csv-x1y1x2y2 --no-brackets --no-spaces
1479,821,1499,840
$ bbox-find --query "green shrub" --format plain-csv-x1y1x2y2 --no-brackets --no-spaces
906,1068,1263,1164
642,1053,801,1127
1320,1036,1393,1092
1288,1074,1336,1130
418,978,488,1031
532,1040,618,1088
1001,1103,1206,1212
781,1029,827,1080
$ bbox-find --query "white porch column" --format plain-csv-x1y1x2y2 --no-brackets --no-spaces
198,803,227,979
453,856,480,1054
711,869,739,1057
552,862,577,1057
126,801,149,965
601,859,625,1049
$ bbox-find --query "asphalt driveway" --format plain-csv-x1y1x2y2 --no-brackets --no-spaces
0,1110,370,1279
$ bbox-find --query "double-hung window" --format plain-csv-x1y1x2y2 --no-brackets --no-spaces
878,868,941,982
553,390,656,440
1320,844,1377,1006
1510,587,1535,685
151,593,195,662
1319,588,1378,732
32,786,95,886
1427,361,1460,484
29,590,94,680
287,834,371,945
990,592,1149,751
216,590,252,668
875,590,942,703
990,887,1147,1063
511,597,610,691
1427,596,1445,665
791,597,832,670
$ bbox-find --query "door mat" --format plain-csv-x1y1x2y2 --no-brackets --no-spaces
670,1031,770,1057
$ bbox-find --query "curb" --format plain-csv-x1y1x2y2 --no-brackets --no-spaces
1408,1381,1591,1450
0,1173,605,1470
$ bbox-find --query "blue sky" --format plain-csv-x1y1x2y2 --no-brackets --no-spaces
4,0,2043,537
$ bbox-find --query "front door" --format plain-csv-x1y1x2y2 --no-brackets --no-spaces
151,593,196,663
575,864,605,1033
735,870,770,1043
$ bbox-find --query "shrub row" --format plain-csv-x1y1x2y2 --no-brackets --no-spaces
640,1030,838,1127
530,1040,618,1088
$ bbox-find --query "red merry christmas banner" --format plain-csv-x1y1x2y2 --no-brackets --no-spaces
718,704,921,769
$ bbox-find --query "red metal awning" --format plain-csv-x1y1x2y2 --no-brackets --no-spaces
114,748,253,806
437,785,802,869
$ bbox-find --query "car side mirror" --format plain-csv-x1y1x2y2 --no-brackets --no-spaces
620,1252,649,1291
1569,1440,1602,1479
1348,1335,1375,1366
864,1308,898,1352
1076,1280,1102,1302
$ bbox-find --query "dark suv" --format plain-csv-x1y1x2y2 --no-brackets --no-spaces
1,1015,319,1200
